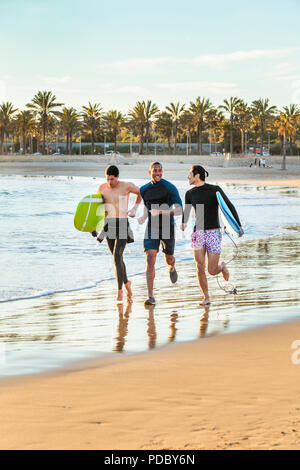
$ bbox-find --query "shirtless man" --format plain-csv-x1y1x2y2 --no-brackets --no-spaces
94,165,141,303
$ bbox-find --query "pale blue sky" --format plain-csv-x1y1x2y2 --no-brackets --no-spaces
1,0,300,112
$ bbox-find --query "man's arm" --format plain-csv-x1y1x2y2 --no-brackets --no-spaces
91,184,105,236
181,190,192,230
127,182,142,218
97,183,105,195
138,204,148,224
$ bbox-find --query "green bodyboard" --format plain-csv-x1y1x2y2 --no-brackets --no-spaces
74,194,105,232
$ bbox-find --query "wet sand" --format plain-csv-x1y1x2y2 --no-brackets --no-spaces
1,235,300,372
1,319,300,450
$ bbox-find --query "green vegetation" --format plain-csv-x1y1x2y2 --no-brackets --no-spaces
1,92,300,171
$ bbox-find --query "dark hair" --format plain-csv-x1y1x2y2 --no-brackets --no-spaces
149,161,162,170
191,165,209,181
105,165,119,177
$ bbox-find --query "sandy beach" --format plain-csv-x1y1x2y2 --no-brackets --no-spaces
1,319,300,450
1,154,300,450
1,153,300,187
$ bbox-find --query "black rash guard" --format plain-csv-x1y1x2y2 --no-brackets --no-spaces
182,183,241,231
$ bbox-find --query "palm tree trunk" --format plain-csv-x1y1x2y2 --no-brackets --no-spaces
70,131,73,154
114,130,117,152
43,118,46,155
22,134,26,155
174,122,177,155
146,126,149,154
260,121,264,157
91,124,95,154
241,130,244,155
0,128,4,154
139,130,144,154
4,132,8,154
199,127,203,156
289,137,293,156
230,117,233,156
66,133,69,155
253,131,257,156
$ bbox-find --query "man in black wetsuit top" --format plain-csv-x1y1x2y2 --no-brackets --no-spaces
95,165,141,303
139,162,183,306
181,165,243,305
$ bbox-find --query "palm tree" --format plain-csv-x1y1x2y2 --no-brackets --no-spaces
82,102,103,154
128,102,147,154
219,97,243,156
251,99,277,157
103,110,125,152
165,102,185,154
142,100,159,153
154,111,173,153
0,102,18,154
26,91,63,154
274,113,295,170
235,101,251,154
189,97,213,155
58,107,81,155
282,104,300,156
14,110,35,155
179,111,195,154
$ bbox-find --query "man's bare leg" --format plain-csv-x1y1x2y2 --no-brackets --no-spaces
194,247,210,305
207,252,230,281
146,250,158,298
116,289,123,302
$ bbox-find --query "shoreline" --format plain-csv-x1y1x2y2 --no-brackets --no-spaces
1,318,300,449
1,156,300,187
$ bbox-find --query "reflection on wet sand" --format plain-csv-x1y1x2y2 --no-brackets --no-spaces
168,312,178,342
0,232,300,376
199,307,210,338
146,305,157,350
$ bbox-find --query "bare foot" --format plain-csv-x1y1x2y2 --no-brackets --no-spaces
116,290,123,303
221,262,230,281
125,281,133,302
199,297,210,306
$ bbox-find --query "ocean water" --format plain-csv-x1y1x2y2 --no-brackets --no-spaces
0,175,300,377
1,175,299,303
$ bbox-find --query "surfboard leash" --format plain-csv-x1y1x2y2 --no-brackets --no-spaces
216,228,239,295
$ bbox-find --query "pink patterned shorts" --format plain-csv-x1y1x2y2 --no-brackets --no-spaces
191,229,222,253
